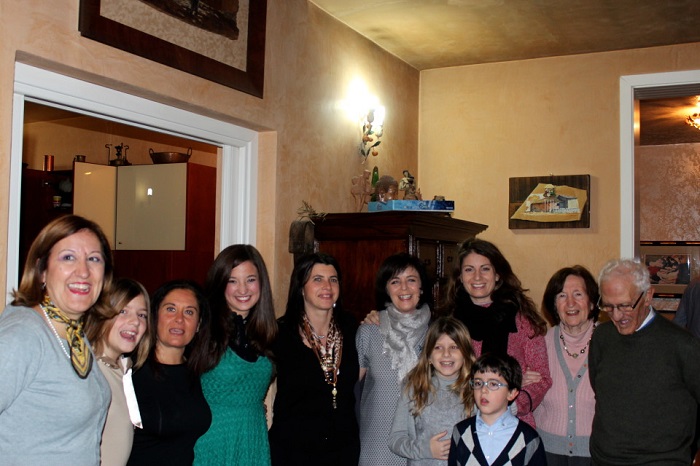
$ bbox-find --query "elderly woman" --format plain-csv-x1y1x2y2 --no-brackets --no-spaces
269,253,360,465
0,215,114,464
534,266,599,466
86,278,152,466
128,280,212,466
442,238,551,428
357,253,432,466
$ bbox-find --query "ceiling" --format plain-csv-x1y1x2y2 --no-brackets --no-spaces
311,0,700,145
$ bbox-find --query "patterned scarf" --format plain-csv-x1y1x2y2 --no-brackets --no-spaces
380,303,431,382
302,313,343,408
41,294,92,378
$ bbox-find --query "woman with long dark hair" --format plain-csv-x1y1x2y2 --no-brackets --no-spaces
442,238,551,428
194,245,277,465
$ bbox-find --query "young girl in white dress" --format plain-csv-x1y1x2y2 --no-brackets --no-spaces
388,317,475,466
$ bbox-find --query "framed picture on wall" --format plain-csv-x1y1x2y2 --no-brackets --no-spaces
78,0,267,98
508,174,590,229
640,243,700,295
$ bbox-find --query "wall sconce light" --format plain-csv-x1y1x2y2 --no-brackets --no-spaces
687,97,700,130
359,106,385,162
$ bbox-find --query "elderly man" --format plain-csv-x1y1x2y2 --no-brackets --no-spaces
589,259,700,465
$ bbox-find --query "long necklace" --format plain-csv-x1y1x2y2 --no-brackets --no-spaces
41,306,70,360
559,323,595,359
302,314,342,409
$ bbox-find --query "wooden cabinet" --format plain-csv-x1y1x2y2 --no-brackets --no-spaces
293,212,488,322
115,163,188,250
19,168,74,278
72,162,216,293
112,163,216,293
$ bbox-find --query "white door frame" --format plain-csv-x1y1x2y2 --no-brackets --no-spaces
619,69,700,258
9,62,258,297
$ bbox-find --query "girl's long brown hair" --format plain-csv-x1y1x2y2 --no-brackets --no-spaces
403,316,476,416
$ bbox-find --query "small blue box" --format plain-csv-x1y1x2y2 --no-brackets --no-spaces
368,200,455,212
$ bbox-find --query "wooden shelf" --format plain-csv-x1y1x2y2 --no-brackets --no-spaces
291,212,488,321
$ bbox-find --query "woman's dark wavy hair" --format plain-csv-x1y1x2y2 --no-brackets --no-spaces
375,253,432,311
442,238,546,336
541,265,600,326
13,214,114,321
200,245,277,372
283,253,344,330
148,279,211,377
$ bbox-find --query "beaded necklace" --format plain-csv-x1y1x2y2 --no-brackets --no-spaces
302,313,343,409
559,322,596,359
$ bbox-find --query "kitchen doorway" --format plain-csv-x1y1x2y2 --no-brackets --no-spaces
9,62,259,299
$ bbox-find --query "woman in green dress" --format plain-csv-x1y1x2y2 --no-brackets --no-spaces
193,245,278,465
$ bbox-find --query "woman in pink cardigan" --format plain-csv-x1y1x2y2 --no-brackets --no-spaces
534,266,598,465
441,238,551,428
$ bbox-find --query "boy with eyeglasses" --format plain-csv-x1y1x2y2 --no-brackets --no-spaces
448,353,546,466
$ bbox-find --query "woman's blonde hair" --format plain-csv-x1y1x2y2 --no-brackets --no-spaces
403,316,475,416
86,278,152,369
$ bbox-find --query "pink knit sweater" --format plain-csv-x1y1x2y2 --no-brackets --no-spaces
533,323,595,455
470,313,552,428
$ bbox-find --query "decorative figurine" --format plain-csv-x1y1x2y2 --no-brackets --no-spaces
399,169,422,200
109,143,131,166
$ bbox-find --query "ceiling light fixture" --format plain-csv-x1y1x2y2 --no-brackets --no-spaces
687,97,700,130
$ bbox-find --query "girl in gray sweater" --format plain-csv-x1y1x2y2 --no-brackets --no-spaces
389,317,476,465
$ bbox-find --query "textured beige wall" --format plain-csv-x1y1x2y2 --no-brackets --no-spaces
419,43,700,306
638,143,700,241
0,0,419,310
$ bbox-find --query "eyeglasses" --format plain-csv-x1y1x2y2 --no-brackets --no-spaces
469,379,508,391
597,292,644,314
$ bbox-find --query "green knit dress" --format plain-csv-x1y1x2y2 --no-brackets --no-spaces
193,348,273,465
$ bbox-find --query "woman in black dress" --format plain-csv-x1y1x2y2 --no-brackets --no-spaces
128,280,212,466
269,253,360,466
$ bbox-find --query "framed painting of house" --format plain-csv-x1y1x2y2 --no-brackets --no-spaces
78,0,266,98
508,174,590,229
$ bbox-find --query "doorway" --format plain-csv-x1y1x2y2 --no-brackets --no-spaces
9,62,259,299
619,69,700,257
